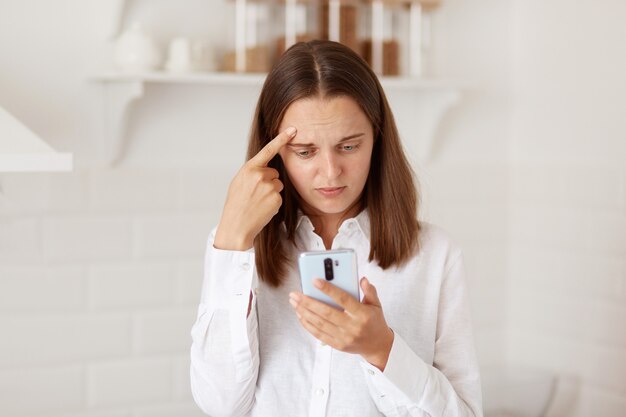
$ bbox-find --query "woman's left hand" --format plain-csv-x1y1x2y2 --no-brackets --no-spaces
289,277,394,371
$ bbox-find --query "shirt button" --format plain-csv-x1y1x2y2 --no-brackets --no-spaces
241,262,250,271
254,288,259,295
348,222,355,229
315,388,325,396
367,369,375,376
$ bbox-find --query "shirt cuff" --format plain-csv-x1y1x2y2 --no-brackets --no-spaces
201,243,257,311
359,331,429,410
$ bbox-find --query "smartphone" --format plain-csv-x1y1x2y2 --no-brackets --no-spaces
297,249,360,310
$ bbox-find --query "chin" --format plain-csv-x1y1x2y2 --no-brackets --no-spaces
309,201,353,215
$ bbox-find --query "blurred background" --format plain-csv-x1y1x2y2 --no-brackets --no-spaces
0,0,624,416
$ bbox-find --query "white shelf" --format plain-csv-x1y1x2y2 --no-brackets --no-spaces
93,71,455,89
0,107,73,173
92,71,459,165
94,71,267,86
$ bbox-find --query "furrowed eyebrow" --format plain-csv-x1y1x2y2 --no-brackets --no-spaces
338,133,365,143
287,133,365,148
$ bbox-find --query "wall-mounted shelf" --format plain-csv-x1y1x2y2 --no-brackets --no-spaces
0,107,73,173
92,71,459,165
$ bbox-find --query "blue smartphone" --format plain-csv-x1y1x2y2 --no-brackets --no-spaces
297,249,360,310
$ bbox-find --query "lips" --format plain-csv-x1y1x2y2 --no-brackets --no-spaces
316,186,346,197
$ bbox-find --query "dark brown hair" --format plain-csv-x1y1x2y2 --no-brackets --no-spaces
247,40,421,287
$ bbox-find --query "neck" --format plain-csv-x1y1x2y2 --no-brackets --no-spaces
301,200,363,249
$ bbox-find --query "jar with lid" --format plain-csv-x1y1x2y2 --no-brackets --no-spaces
361,0,442,77
222,0,274,73
273,0,320,63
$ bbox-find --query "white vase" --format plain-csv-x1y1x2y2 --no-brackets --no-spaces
113,22,162,72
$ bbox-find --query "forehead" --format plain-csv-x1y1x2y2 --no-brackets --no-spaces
279,96,372,139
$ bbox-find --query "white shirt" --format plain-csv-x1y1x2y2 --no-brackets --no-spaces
190,210,483,417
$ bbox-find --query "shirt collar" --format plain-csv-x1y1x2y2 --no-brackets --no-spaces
293,208,371,243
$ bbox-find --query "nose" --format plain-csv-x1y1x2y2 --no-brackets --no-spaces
319,150,342,180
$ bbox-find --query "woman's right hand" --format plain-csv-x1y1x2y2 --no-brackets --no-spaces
214,126,297,251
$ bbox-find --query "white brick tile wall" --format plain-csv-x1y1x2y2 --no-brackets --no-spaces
464,244,509,290
422,163,509,204
507,159,626,415
0,313,131,368
507,291,592,342
0,173,48,215
59,410,131,417
132,309,195,355
0,217,43,264
172,355,192,402
434,203,508,245
552,383,626,417
132,213,215,259
0,365,84,415
89,168,179,213
473,328,506,370
621,168,626,211
470,289,507,328
46,170,91,213
512,163,625,211
0,266,87,313
89,263,175,311
175,261,204,306
559,253,624,301
132,403,207,417
586,211,626,256
561,165,624,210
43,216,133,263
510,163,567,206
179,165,237,211
585,345,626,395
86,358,172,408
510,206,591,253
506,331,595,379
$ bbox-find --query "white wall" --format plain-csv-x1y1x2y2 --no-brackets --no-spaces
506,0,626,415
0,0,623,416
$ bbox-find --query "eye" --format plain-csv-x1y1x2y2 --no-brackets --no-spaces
341,143,359,152
295,149,314,159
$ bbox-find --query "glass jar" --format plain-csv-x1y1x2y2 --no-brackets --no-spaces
223,0,274,73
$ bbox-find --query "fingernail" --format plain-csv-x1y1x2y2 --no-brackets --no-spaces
313,279,324,289
289,292,300,301
286,126,296,136
289,298,297,308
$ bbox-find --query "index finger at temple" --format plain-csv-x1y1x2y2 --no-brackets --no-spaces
250,127,297,167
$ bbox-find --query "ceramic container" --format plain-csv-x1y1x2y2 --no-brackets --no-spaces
113,22,162,72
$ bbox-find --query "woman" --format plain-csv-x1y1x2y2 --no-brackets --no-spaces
191,40,483,417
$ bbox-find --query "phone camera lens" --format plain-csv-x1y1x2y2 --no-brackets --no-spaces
324,258,334,281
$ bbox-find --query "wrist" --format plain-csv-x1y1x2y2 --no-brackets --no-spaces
214,226,254,251
363,328,394,371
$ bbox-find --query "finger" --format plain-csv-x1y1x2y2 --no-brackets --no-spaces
292,299,340,335
272,178,284,192
297,313,337,347
249,127,297,167
261,167,280,180
360,277,381,307
314,279,361,314
295,293,347,326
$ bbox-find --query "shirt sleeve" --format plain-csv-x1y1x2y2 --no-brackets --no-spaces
190,228,260,417
359,252,483,417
